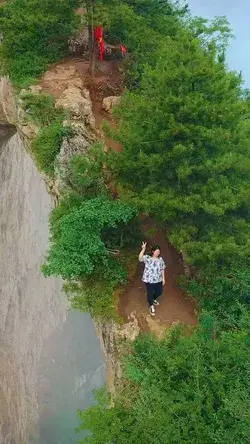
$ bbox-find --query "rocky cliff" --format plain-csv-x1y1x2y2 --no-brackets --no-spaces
0,77,68,443
0,73,136,443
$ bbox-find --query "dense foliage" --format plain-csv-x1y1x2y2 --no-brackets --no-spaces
42,146,139,318
20,92,69,175
0,0,80,86
32,122,71,176
43,195,137,280
109,30,250,267
183,260,250,330
78,319,250,443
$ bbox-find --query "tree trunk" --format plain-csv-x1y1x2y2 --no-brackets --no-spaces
88,23,95,75
86,0,96,75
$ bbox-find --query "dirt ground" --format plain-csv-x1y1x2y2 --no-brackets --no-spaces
41,57,122,151
119,226,197,336
40,57,198,334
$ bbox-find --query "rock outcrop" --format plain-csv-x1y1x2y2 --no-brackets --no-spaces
103,95,121,113
55,86,95,129
95,313,140,398
56,120,95,188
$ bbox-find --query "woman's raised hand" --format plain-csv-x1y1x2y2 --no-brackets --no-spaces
142,241,147,251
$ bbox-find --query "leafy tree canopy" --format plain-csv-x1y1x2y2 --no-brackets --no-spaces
0,0,81,85
108,28,250,264
42,195,137,281
183,259,250,330
78,318,250,444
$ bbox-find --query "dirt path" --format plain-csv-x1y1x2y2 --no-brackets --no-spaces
40,57,197,333
119,226,197,336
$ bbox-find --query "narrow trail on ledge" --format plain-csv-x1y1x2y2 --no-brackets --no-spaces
119,225,197,336
40,57,197,334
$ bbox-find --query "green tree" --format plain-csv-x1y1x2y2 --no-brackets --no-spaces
108,28,250,264
184,259,250,330
42,196,137,280
0,0,81,85
77,319,250,443
82,0,187,80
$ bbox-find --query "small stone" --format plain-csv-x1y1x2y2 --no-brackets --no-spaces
20,122,39,139
103,96,121,112
29,85,43,94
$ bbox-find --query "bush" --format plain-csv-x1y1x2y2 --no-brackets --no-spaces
0,0,81,86
77,318,250,443
42,195,138,280
43,195,138,320
66,144,108,198
21,92,66,126
31,122,71,176
64,280,118,321
6,53,50,88
183,260,250,330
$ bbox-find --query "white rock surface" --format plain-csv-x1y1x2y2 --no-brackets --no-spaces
102,96,121,112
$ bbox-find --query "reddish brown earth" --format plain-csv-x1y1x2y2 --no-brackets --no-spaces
119,226,197,335
40,57,197,333
41,57,122,151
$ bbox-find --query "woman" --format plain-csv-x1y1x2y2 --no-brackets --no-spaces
139,242,166,316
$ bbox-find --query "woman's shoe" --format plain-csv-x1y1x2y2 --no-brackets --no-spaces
153,300,159,306
150,305,156,316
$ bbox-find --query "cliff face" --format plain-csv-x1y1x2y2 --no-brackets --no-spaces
0,72,134,442
0,76,106,444
0,78,68,443
0,133,69,443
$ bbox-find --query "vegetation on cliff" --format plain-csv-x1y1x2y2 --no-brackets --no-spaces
41,143,140,319
78,317,250,443
0,0,81,86
21,92,70,175
43,193,138,318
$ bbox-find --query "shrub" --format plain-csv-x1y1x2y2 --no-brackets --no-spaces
42,196,138,280
0,0,81,86
77,318,250,443
21,92,66,126
66,144,108,198
31,122,71,176
64,280,118,321
183,260,250,330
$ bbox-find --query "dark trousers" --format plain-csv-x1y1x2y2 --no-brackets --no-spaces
145,282,163,306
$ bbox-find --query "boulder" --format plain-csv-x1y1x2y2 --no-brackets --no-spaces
55,120,96,190
20,122,39,139
55,86,95,129
102,96,121,113
29,85,43,94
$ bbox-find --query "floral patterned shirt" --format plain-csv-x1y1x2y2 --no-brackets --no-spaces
139,255,166,283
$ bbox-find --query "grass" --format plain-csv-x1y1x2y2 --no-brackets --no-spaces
20,92,67,126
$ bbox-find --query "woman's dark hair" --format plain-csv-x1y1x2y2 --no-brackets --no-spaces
150,245,161,256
